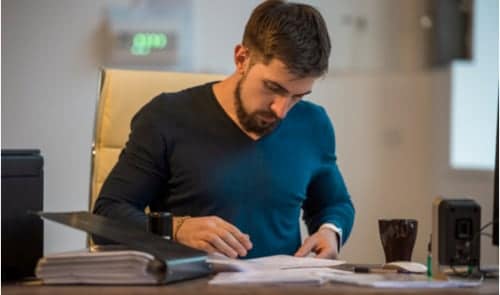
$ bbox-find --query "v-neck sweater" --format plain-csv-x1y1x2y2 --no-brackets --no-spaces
93,82,355,258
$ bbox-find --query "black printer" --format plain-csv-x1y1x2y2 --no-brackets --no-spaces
2,149,44,281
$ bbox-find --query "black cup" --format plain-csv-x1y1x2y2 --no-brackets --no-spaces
378,219,418,262
147,212,172,239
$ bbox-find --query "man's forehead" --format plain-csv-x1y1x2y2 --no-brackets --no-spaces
253,60,316,93
252,58,313,77
258,59,299,79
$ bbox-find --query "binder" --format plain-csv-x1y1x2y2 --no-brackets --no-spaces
34,211,211,284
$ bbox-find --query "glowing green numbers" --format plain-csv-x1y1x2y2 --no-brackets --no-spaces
130,33,168,56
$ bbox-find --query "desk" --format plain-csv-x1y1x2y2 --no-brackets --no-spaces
2,277,498,295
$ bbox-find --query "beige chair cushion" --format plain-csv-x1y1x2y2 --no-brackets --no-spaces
90,69,226,211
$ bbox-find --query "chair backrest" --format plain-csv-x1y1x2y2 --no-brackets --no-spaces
89,68,226,211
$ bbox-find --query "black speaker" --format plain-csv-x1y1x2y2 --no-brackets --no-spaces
437,199,481,267
1,150,44,281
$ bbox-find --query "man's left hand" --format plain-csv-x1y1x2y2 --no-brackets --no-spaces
294,227,339,259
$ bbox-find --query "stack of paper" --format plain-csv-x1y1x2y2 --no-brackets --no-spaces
207,254,349,285
207,253,345,272
207,254,483,288
35,249,165,285
209,268,351,285
36,249,483,288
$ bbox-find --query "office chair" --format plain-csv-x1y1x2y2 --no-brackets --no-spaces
89,69,226,211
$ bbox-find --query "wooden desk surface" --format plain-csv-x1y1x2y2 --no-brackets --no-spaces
2,277,498,295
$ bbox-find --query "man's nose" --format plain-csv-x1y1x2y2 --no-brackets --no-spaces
270,96,290,119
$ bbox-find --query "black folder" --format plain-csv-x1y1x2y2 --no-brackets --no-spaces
35,211,211,284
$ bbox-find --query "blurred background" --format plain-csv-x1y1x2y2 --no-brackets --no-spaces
2,0,498,266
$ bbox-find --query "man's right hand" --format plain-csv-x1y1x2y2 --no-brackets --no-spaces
173,216,253,258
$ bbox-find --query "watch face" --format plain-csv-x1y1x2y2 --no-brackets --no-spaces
147,212,173,238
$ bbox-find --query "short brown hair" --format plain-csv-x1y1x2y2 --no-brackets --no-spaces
242,0,331,77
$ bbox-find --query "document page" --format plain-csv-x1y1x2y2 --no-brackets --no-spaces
207,253,345,272
207,254,349,284
36,248,162,285
208,254,483,287
209,268,350,285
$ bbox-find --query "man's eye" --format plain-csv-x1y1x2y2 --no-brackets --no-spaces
265,84,279,93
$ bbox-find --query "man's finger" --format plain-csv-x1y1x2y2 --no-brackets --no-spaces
294,237,315,257
217,219,253,250
217,229,248,257
206,233,238,258
196,241,217,254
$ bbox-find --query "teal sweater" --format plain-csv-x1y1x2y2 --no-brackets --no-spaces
93,82,355,258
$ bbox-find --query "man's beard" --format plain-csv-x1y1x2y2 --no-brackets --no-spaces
234,76,281,137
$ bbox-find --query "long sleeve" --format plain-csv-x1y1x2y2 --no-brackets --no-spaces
93,97,169,233
302,107,355,245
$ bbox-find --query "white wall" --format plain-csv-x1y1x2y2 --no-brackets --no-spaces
2,0,497,267
309,72,436,264
311,71,497,266
192,0,435,73
2,0,122,253
191,0,259,74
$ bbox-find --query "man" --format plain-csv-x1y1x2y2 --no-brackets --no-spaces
93,0,355,259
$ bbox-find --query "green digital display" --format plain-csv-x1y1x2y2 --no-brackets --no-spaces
130,33,168,56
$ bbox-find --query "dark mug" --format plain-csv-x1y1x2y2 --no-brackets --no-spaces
378,219,418,262
147,212,172,239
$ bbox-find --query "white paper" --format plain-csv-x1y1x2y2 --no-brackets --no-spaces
207,253,345,272
209,268,351,285
35,249,161,285
207,254,350,285
208,255,482,288
319,272,483,288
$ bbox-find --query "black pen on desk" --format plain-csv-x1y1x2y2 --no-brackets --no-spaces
353,267,400,274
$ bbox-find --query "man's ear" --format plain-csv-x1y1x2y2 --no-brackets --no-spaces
234,44,249,75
